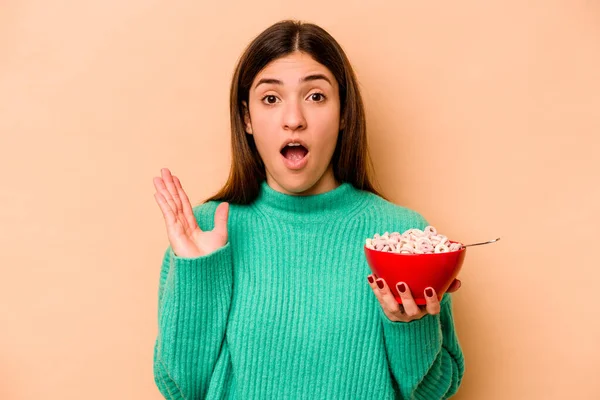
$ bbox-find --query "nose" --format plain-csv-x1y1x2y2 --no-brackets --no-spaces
282,100,306,131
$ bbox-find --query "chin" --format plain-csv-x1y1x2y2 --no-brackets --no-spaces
280,181,314,195
272,173,320,196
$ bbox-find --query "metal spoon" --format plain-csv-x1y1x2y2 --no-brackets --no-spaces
461,237,501,248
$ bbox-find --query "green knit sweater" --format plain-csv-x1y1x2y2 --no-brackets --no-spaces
153,181,465,399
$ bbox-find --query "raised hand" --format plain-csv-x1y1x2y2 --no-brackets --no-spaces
153,168,229,258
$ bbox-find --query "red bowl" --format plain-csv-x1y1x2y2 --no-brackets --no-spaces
364,242,466,305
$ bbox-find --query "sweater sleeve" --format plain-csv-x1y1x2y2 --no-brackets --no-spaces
153,202,234,399
380,293,465,399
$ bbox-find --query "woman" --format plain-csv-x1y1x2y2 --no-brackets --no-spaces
152,19,464,399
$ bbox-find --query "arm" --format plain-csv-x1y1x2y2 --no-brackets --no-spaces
380,293,465,399
153,203,234,399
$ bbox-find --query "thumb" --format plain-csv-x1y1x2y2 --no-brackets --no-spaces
446,279,462,293
213,202,229,238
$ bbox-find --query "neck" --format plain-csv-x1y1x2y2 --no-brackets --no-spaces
251,179,368,224
265,165,338,196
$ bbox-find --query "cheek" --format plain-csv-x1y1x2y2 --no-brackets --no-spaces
319,114,341,148
251,129,279,162
318,103,341,130
249,110,277,149
251,104,279,127
252,134,273,158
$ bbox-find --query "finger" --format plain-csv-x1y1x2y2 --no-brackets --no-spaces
161,168,183,215
213,202,230,240
172,175,200,232
366,274,384,304
154,191,177,230
153,176,177,215
367,274,377,289
375,278,402,316
424,287,441,315
446,279,462,293
396,282,421,317
367,275,403,321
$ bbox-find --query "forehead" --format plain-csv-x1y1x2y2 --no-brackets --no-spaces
253,52,336,86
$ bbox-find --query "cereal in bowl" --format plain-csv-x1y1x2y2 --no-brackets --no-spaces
365,226,462,254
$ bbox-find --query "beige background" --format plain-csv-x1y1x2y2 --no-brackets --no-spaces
1,0,598,398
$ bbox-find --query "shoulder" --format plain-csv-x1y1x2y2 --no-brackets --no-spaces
359,190,429,231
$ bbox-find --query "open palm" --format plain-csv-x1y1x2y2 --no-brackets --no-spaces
153,168,229,258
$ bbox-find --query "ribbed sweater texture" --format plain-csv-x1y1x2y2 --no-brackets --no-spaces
153,181,465,399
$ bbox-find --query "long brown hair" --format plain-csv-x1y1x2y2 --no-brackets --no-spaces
204,20,384,204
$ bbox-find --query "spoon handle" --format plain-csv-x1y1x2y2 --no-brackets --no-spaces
462,238,501,248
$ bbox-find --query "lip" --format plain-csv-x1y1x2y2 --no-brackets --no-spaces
279,138,310,153
281,150,309,170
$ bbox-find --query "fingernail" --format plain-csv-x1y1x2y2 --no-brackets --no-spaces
367,275,374,284
397,283,406,293
425,288,433,297
376,279,384,289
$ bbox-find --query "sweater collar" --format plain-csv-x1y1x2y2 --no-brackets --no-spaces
252,180,366,222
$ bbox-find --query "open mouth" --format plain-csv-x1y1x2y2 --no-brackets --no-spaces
280,144,309,161
280,142,309,170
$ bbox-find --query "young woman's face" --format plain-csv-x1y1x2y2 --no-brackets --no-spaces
243,51,342,196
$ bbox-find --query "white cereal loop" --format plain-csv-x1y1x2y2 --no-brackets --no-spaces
436,235,448,245
401,244,415,253
434,243,449,253
416,237,431,247
367,225,463,255
424,226,437,236
449,242,462,251
408,228,424,237
419,243,434,253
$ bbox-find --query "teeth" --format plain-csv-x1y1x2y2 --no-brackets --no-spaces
287,143,301,146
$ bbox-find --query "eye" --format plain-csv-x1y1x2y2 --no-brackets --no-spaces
308,93,326,102
261,95,280,105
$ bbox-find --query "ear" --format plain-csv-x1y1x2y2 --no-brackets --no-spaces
242,101,253,134
340,116,345,131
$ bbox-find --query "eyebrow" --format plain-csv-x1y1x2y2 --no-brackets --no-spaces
254,74,333,90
